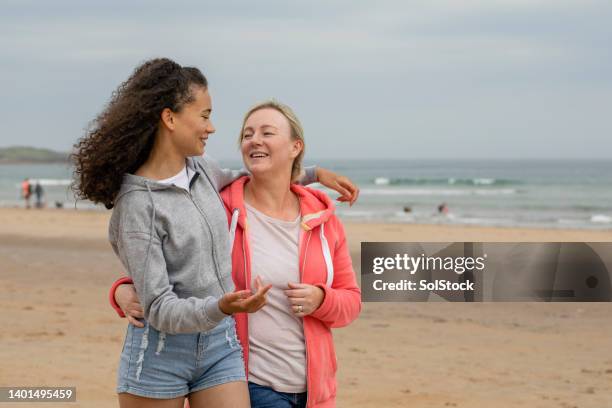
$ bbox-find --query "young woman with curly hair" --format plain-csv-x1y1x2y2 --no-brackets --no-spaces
72,58,359,408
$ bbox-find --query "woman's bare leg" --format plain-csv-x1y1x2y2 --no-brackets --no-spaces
188,381,250,408
118,393,186,408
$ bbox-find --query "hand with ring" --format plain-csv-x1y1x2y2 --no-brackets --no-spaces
284,282,324,318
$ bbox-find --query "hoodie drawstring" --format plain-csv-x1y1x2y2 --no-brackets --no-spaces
144,182,157,268
229,208,240,250
319,223,334,287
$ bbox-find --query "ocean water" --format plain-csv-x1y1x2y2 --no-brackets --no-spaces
1,159,611,229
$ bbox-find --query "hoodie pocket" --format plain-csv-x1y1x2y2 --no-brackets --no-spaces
315,335,338,403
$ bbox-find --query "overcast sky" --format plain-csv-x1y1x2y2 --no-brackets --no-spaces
1,0,611,159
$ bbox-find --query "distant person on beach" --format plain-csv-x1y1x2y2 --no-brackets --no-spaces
21,178,31,209
112,100,361,408
72,58,358,408
34,182,44,208
438,202,449,215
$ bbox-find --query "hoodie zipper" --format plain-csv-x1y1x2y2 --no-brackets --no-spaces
241,226,251,376
301,230,312,407
194,160,231,293
180,188,228,293
242,229,250,292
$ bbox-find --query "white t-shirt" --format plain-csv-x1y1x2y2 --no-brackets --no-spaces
245,202,307,393
158,164,195,191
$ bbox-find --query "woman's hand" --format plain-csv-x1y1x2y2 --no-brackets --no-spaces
316,168,360,206
219,276,272,315
115,284,145,328
284,282,325,318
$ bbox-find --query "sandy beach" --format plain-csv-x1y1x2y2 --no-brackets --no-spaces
1,207,611,407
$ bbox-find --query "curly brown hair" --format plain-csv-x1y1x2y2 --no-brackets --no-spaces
72,58,207,209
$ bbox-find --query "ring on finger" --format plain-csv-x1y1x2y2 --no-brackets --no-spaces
296,305,303,313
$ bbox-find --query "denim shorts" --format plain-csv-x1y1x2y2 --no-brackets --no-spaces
117,316,246,399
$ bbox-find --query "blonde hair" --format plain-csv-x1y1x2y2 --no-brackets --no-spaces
238,100,305,182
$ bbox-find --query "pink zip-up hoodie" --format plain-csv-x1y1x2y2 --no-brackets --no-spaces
222,176,361,408
109,176,361,407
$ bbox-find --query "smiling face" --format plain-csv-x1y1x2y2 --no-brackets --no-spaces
240,108,303,180
167,86,215,157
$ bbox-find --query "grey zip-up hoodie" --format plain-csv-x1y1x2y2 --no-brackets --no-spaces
109,155,316,334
